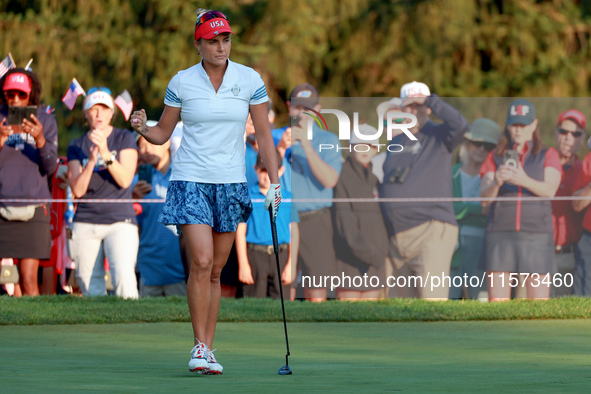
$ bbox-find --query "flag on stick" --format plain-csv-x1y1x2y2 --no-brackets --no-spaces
61,78,85,110
24,58,33,71
0,53,15,78
114,90,133,120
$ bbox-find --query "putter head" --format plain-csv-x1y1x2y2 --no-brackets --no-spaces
278,365,292,375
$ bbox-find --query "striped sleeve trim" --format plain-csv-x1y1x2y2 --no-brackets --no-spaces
251,85,268,102
164,88,181,105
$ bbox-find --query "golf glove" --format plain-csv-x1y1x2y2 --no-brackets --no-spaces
265,183,282,220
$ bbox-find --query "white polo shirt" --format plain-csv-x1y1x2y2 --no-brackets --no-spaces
164,59,268,183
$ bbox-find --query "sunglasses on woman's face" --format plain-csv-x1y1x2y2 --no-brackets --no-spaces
4,90,30,100
470,140,496,151
195,11,228,29
87,86,112,95
557,128,584,138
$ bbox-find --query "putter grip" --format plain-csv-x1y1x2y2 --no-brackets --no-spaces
268,207,279,254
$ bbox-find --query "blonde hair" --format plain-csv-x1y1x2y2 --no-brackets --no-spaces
195,8,212,21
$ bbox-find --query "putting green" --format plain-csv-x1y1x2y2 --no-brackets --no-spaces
1,321,590,392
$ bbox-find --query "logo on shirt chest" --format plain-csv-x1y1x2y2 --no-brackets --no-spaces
231,84,240,96
6,133,36,150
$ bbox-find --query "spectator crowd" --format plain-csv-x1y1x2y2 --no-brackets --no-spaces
2,69,591,302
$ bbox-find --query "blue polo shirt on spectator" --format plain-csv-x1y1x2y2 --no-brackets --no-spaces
246,186,298,245
133,167,185,286
291,125,342,212
272,126,291,162
245,143,292,193
245,142,258,188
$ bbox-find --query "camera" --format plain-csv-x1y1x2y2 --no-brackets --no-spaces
55,158,68,178
503,150,519,168
388,167,411,184
7,105,38,126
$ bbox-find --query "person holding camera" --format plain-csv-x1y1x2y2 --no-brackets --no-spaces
66,87,139,299
380,82,469,300
480,99,562,301
284,83,342,302
0,68,58,296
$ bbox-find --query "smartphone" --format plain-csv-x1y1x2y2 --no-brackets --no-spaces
55,164,68,178
54,157,68,178
137,164,152,184
503,149,519,168
7,106,38,125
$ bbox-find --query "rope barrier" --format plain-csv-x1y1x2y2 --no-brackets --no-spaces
0,196,590,204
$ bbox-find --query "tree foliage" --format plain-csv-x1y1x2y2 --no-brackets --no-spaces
1,0,591,153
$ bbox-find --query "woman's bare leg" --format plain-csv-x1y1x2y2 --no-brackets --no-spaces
181,224,214,345
337,289,382,301
204,231,236,348
487,271,511,301
526,273,551,300
19,258,40,296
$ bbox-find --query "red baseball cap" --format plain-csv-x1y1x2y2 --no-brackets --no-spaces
557,109,586,130
3,72,32,93
194,11,235,41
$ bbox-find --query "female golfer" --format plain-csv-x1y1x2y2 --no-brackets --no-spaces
130,9,281,375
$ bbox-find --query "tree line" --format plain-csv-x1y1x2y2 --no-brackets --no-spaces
1,0,591,153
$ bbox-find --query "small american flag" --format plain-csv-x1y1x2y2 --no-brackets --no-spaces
61,78,85,110
114,90,133,120
0,53,15,78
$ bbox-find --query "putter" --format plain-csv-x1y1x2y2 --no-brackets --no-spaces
268,207,292,375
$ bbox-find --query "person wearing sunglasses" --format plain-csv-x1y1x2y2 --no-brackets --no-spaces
480,99,563,301
0,68,58,297
449,118,500,300
66,87,139,299
130,8,280,375
547,109,586,297
567,111,591,297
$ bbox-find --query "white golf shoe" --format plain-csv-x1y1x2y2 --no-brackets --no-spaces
205,348,223,375
188,341,209,373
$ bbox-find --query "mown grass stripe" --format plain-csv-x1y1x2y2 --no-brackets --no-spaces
1,296,590,325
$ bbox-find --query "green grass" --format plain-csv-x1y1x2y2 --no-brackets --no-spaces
1,321,591,392
1,296,591,325
2,297,591,391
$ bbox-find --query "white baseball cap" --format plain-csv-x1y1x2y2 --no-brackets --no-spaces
83,91,114,111
400,81,431,98
350,124,380,146
376,97,403,117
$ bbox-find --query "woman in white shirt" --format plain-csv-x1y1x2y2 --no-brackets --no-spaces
131,9,281,375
